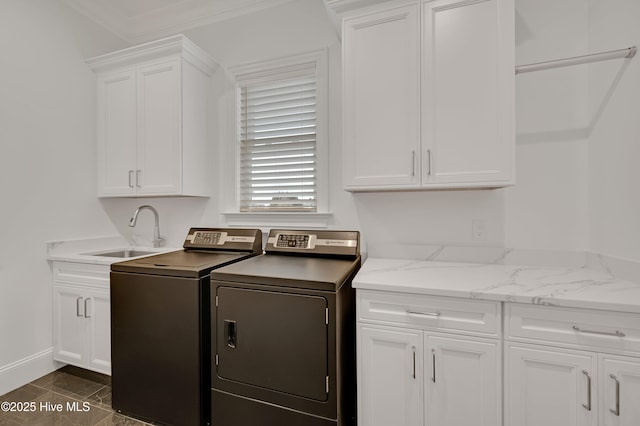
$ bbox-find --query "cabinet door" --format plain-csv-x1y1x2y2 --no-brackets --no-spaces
601,355,640,426
422,0,514,187
506,343,597,426
426,335,501,426
97,70,137,196
343,4,421,189
136,59,182,195
358,325,423,426
85,289,111,375
53,286,86,365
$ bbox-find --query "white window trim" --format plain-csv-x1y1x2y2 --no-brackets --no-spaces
221,49,331,229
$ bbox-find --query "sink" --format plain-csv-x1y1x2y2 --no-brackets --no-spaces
85,249,158,258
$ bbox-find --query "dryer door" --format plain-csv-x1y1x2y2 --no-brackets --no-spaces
215,286,329,401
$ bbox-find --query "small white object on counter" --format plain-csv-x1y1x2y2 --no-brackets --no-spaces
353,258,640,314
46,236,179,265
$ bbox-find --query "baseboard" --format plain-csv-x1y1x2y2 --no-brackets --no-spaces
0,348,62,396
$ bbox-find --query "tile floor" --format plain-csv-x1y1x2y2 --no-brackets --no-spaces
0,366,152,425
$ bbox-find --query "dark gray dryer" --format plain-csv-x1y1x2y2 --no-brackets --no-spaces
110,228,262,426
210,229,361,426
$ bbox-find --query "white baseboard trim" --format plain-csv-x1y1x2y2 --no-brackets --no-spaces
0,348,62,396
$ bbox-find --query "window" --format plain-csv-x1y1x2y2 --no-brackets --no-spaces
227,50,328,220
239,70,317,212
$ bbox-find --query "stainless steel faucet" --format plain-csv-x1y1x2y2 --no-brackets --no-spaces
129,205,164,248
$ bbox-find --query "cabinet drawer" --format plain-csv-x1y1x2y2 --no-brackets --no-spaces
53,262,110,288
506,303,640,354
357,290,501,337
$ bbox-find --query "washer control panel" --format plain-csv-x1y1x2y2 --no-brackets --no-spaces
192,230,224,246
183,228,262,253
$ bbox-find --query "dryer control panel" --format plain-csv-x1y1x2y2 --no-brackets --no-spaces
266,229,359,258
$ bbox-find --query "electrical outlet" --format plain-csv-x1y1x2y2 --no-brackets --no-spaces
472,219,487,241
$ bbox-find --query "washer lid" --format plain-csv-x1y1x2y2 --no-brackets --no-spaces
111,250,258,278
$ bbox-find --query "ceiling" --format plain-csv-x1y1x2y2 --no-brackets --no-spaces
61,0,299,43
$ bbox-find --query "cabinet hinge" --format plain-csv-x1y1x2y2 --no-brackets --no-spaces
326,308,329,325
326,376,330,394
216,296,219,307
215,354,219,366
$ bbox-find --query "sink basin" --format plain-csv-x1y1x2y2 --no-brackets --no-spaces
86,249,158,258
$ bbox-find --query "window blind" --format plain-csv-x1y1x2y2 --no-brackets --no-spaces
239,72,317,212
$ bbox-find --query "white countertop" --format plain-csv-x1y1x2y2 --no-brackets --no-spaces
353,258,640,314
46,236,180,265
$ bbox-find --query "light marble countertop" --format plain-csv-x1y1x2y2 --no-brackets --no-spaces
353,258,640,314
46,236,180,266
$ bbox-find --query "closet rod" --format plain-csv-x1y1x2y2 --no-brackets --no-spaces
515,46,637,75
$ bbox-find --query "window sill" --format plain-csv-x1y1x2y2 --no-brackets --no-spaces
221,212,333,231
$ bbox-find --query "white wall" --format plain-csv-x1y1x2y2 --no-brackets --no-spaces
0,0,126,392
505,0,590,252
588,0,640,261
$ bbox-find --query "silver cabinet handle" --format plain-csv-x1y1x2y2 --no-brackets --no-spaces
406,309,441,317
610,373,620,416
573,325,625,337
426,149,432,175
136,170,142,188
128,170,134,188
411,151,416,177
431,349,436,383
76,297,83,317
412,346,416,379
84,298,91,319
582,370,592,411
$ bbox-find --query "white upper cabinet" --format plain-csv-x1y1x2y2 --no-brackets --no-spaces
87,35,218,197
343,4,421,188
135,60,182,196
97,69,137,195
422,0,514,187
342,0,514,191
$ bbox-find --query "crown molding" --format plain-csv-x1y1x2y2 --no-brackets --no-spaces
324,0,392,15
85,34,218,75
322,0,401,38
62,0,298,44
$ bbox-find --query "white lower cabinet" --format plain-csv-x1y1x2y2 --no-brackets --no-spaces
358,325,423,426
601,355,640,426
506,343,597,426
53,262,111,375
426,335,500,426
505,303,640,426
357,290,502,426
357,290,640,425
506,344,640,426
